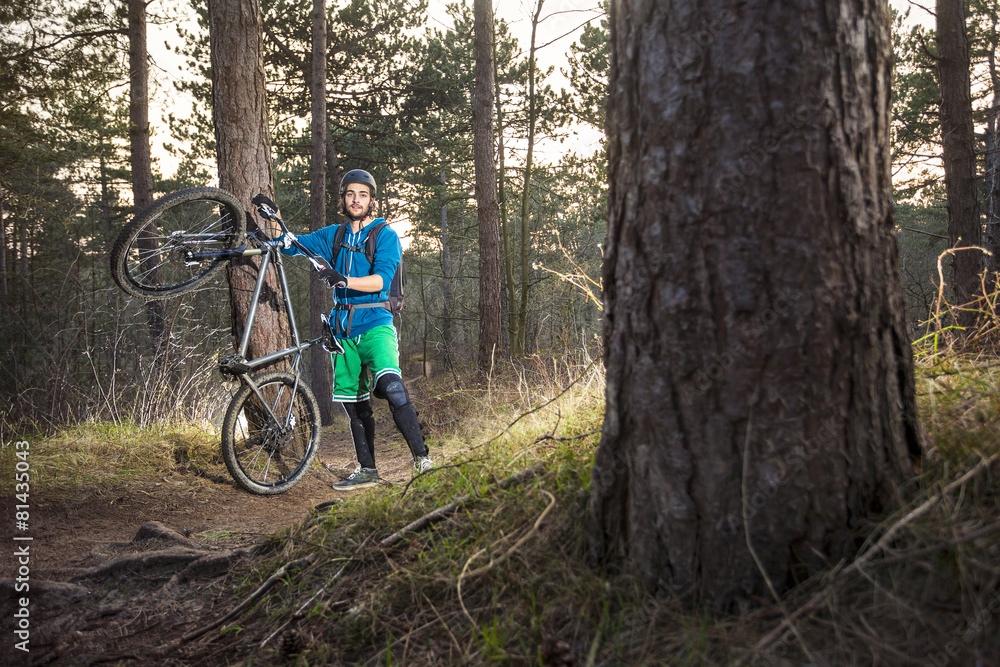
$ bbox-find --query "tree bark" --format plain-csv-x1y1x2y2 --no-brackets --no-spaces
326,121,340,218
1,195,7,307
983,15,1000,284
309,0,333,424
128,0,168,358
128,0,153,215
589,0,921,610
440,169,454,368
473,0,503,371
937,0,981,314
513,0,544,358
497,62,515,352
208,0,289,362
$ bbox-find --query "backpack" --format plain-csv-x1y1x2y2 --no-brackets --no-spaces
331,221,405,317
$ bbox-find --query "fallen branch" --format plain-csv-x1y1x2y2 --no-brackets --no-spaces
399,459,485,498
871,520,1000,567
852,455,998,573
260,539,370,649
480,358,600,448
457,547,486,627
533,429,600,444
461,489,556,581
379,466,544,549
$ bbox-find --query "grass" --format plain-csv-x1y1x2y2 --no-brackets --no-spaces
0,420,221,494
6,346,1000,664
153,351,996,666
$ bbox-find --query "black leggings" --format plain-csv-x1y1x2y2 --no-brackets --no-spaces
342,399,375,469
343,373,427,470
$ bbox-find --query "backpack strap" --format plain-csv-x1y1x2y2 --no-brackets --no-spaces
329,221,393,336
332,221,389,274
331,222,346,256
332,222,363,262
363,222,390,266
332,302,392,337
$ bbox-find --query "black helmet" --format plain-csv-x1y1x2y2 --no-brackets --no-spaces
339,169,377,198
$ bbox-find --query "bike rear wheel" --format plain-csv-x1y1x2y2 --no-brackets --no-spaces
110,187,246,299
221,371,321,495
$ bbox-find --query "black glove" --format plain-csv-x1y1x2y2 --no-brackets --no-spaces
319,267,348,288
252,193,279,213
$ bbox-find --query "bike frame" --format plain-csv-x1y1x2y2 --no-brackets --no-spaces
191,204,333,380
178,199,339,431
112,188,331,493
225,244,315,375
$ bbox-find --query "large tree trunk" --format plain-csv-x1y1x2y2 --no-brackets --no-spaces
309,0,333,424
128,0,167,358
589,0,921,610
473,0,503,371
983,16,1000,284
512,0,544,358
208,0,289,362
937,0,981,315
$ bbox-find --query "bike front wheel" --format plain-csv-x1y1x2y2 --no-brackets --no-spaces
221,371,321,495
110,187,246,299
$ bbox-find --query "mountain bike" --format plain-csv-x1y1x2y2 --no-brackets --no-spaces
110,186,340,495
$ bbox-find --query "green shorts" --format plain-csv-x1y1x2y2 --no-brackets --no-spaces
330,324,402,402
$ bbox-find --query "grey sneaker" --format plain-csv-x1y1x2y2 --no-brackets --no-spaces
332,467,380,491
414,455,434,473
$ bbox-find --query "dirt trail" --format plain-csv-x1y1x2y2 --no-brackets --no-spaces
0,417,421,665
7,428,416,570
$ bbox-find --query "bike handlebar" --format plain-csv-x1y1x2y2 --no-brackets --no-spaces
251,193,328,273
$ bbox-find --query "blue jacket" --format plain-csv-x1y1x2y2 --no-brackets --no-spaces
282,218,401,338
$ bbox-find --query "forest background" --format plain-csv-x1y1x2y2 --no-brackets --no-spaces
7,0,1000,663
1,0,611,431
0,0,985,433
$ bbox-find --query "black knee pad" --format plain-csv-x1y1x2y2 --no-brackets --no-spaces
376,374,409,410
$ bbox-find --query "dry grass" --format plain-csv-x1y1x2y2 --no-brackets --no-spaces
0,421,220,494
171,348,1000,666
7,326,1000,664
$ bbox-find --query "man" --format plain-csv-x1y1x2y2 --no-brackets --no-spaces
281,169,432,490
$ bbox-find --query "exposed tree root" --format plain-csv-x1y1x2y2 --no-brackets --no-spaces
176,554,317,645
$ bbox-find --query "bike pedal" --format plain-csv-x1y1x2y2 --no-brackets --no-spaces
218,354,251,375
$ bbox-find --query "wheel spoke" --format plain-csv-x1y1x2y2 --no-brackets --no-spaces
110,187,245,299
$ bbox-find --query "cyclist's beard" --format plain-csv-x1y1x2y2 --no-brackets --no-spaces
344,202,372,222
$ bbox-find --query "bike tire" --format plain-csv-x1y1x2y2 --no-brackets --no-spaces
110,187,246,299
221,370,321,495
